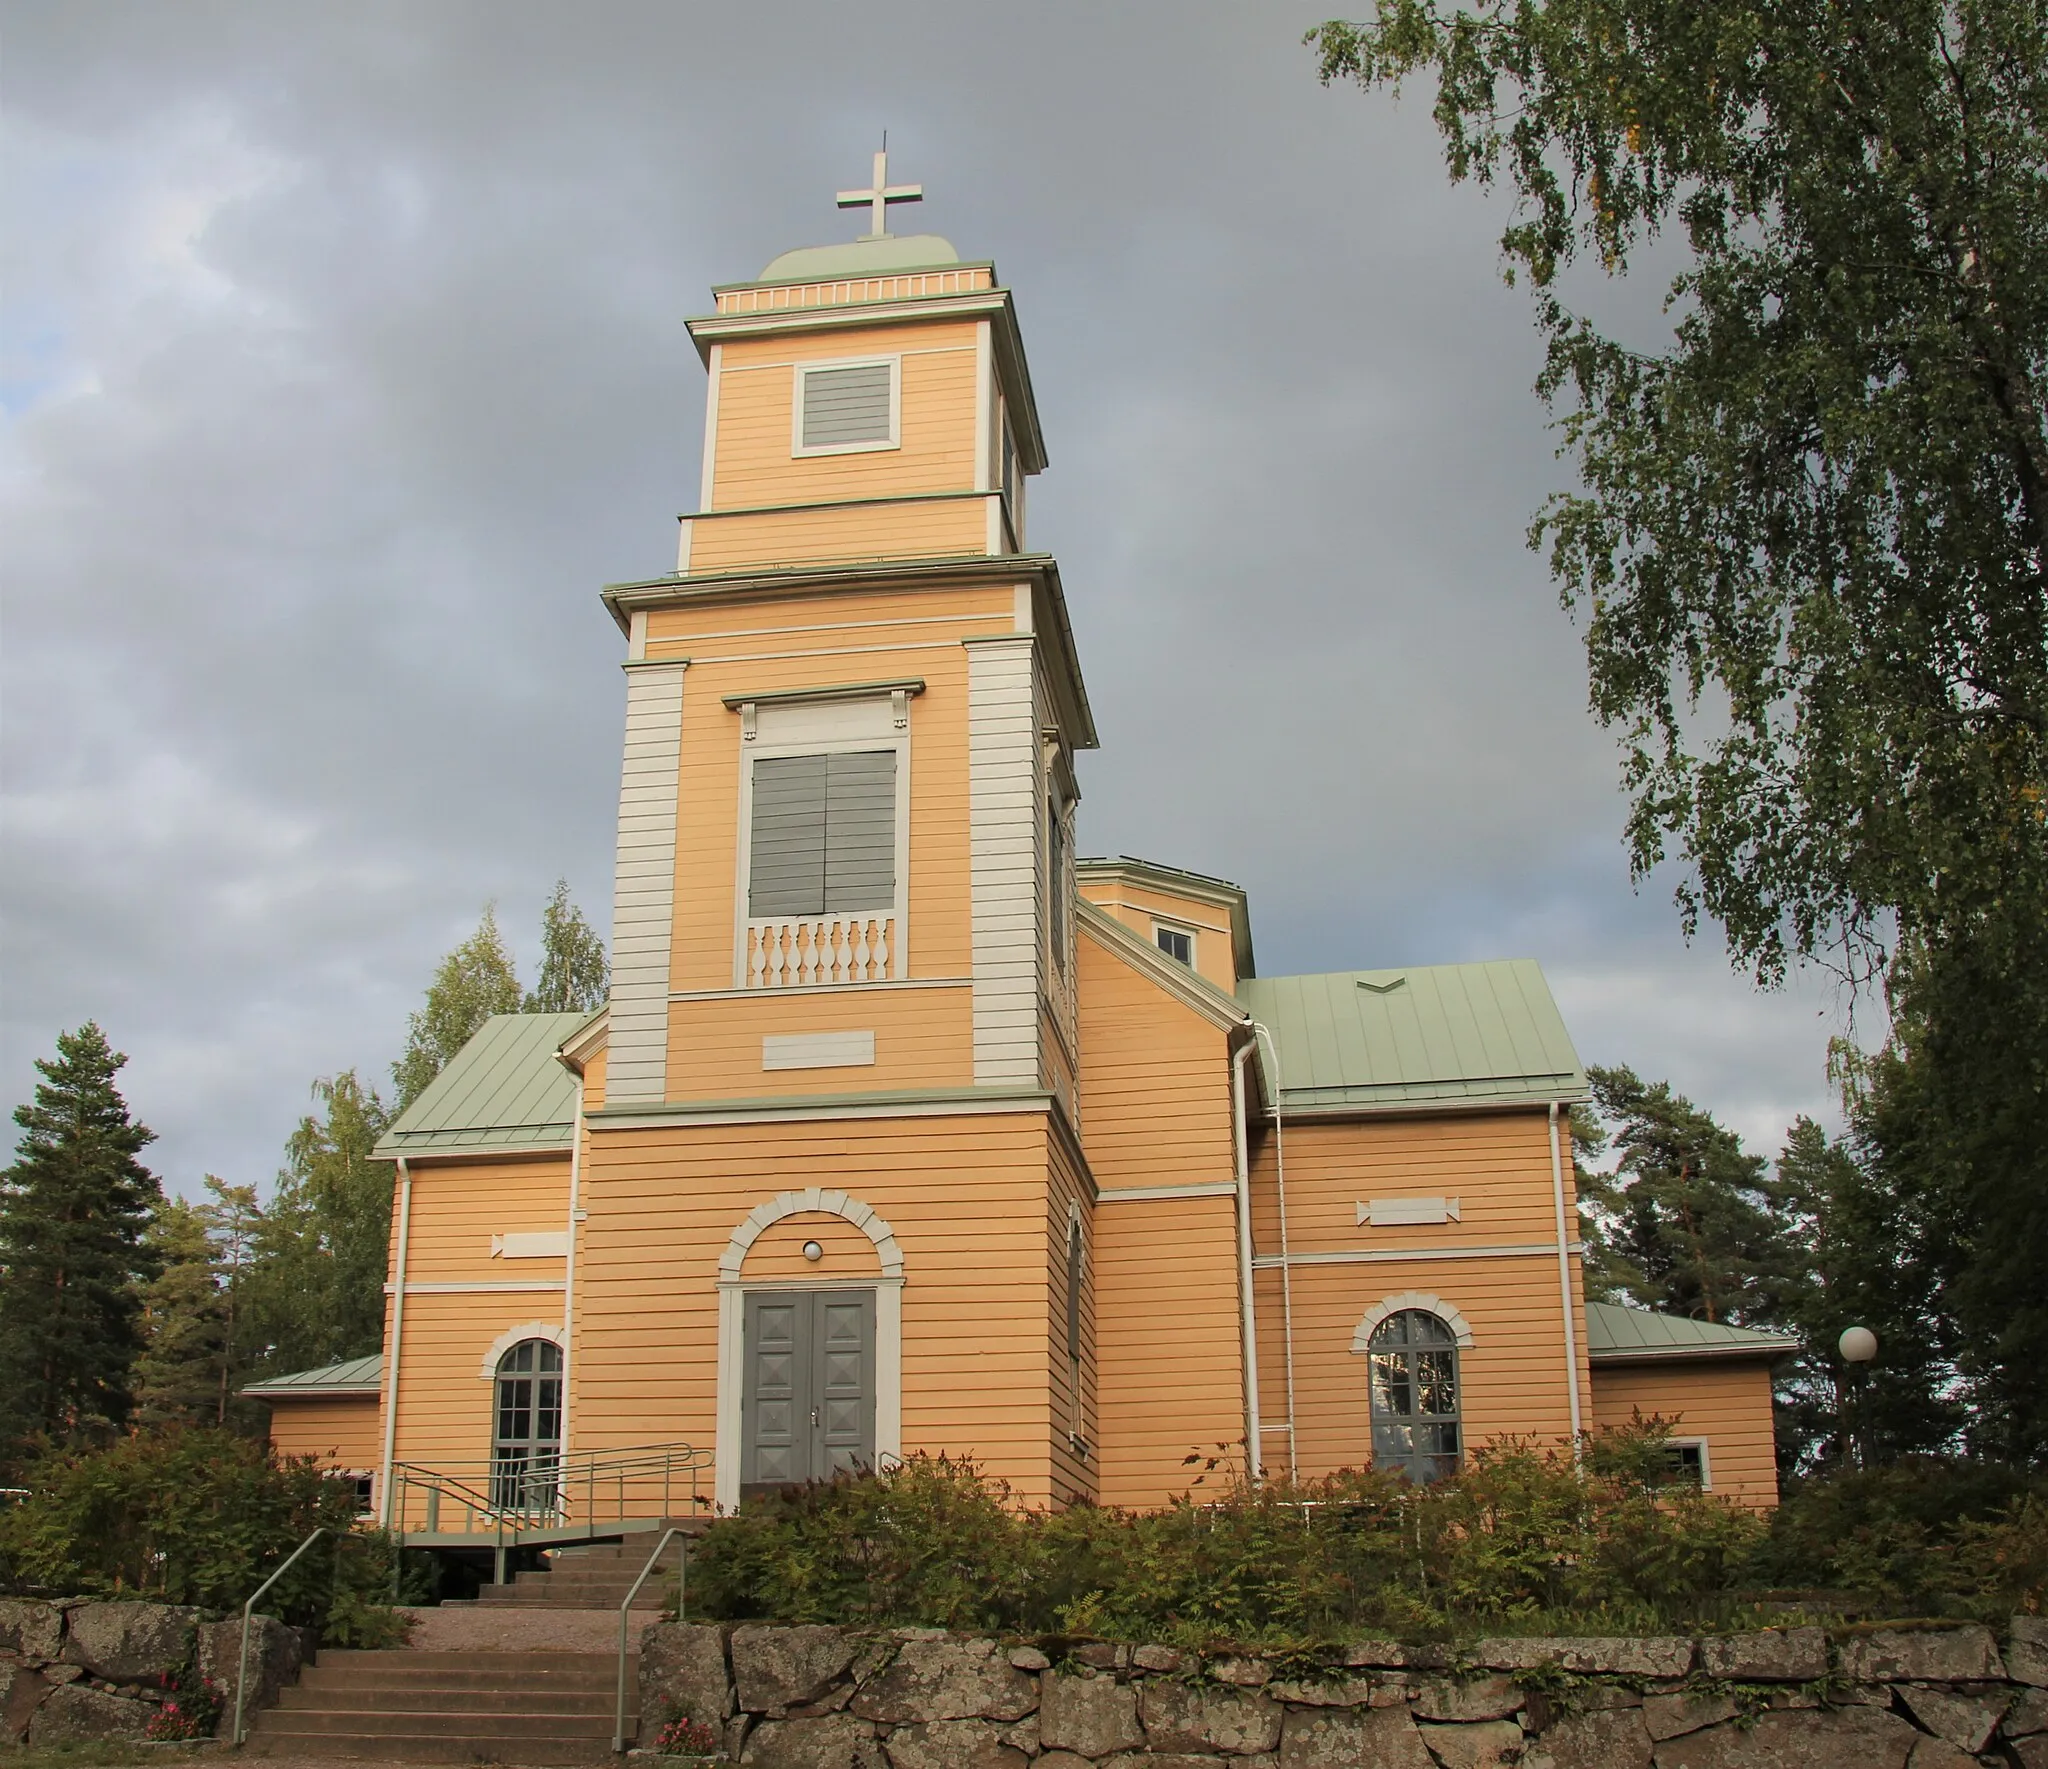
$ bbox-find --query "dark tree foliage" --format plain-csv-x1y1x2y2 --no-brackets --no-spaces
1850,919,2048,1460
0,1024,164,1467
1312,0,2048,1462
1773,1114,1960,1468
1311,0,2047,993
239,1071,393,1376
1583,1064,1800,1327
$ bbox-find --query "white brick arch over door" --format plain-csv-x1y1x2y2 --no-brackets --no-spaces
714,1187,904,1513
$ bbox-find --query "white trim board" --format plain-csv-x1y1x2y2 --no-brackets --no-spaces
383,1280,568,1295
607,659,687,1105
1251,1242,1585,1268
1096,1181,1238,1203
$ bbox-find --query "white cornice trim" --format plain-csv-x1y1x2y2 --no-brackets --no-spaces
557,1007,610,1071
1076,898,1249,1034
587,1089,1053,1131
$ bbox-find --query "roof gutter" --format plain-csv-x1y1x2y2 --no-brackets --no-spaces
1588,1341,1803,1365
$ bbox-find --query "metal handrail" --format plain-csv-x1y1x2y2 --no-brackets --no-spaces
233,1526,329,1745
390,1440,712,1560
612,1526,686,1753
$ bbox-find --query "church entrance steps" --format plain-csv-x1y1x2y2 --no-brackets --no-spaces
242,1649,632,1764
455,1527,705,1613
398,1605,626,1653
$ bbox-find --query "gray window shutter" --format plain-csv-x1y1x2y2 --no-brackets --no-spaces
801,363,893,449
822,750,897,911
749,755,826,917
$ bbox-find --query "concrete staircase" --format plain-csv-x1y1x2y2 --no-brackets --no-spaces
246,1649,633,1763
244,1532,703,1761
463,1539,678,1612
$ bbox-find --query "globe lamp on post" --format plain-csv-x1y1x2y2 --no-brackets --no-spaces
1839,1326,1877,1467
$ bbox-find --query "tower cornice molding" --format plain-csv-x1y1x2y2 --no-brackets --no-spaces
601,552,1096,750
686,285,1046,475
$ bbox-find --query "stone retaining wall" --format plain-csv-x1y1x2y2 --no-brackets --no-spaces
639,1618,2048,1768
0,1597,301,1745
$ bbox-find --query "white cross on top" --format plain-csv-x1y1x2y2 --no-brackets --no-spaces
836,148,923,240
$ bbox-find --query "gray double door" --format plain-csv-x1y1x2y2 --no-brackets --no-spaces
740,1289,876,1498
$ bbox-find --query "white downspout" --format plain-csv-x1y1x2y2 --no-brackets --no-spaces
1548,1103,1585,1447
559,1094,586,1460
378,1158,413,1524
1231,1040,1263,1485
1252,1022,1298,1479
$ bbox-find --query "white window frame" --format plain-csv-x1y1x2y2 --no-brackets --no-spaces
732,696,913,987
792,355,902,457
1153,919,1197,969
1662,1436,1713,1491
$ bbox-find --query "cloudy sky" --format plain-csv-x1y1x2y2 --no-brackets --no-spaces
1,1,1859,1196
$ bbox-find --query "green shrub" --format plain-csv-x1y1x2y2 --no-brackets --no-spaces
1754,1458,2048,1616
0,1425,414,1640
690,1430,1777,1647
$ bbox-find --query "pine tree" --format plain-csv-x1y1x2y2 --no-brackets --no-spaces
240,1073,393,1376
524,879,609,1015
1584,1065,1801,1328
1567,1102,1638,1305
392,906,522,1109
0,1024,164,1463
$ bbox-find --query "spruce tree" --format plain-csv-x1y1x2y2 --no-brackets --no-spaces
525,879,609,1015
1774,1115,1959,1470
131,1196,231,1429
0,1023,164,1463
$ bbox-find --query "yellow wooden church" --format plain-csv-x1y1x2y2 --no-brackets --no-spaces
251,161,1795,1544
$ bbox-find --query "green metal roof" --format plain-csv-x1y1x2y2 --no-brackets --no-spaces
753,234,964,282
373,1012,592,1158
241,1352,384,1399
1239,959,1586,1113
1585,1301,1801,1363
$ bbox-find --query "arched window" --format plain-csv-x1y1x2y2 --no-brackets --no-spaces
491,1339,563,1513
1367,1309,1461,1481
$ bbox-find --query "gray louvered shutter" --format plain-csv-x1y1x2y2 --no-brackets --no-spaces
801,362,893,449
748,755,826,917
822,750,897,911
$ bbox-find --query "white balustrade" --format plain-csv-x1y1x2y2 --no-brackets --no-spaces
745,913,898,987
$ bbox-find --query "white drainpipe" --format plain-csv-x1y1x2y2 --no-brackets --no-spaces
1548,1103,1585,1446
559,1096,586,1461
378,1157,413,1524
1231,1039,1263,1484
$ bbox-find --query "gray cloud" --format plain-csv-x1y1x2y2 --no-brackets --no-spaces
1,0,1850,1190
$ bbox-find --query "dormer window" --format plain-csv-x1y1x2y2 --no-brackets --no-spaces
1154,923,1195,968
794,357,899,455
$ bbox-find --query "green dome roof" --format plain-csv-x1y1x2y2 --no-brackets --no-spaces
758,234,962,281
